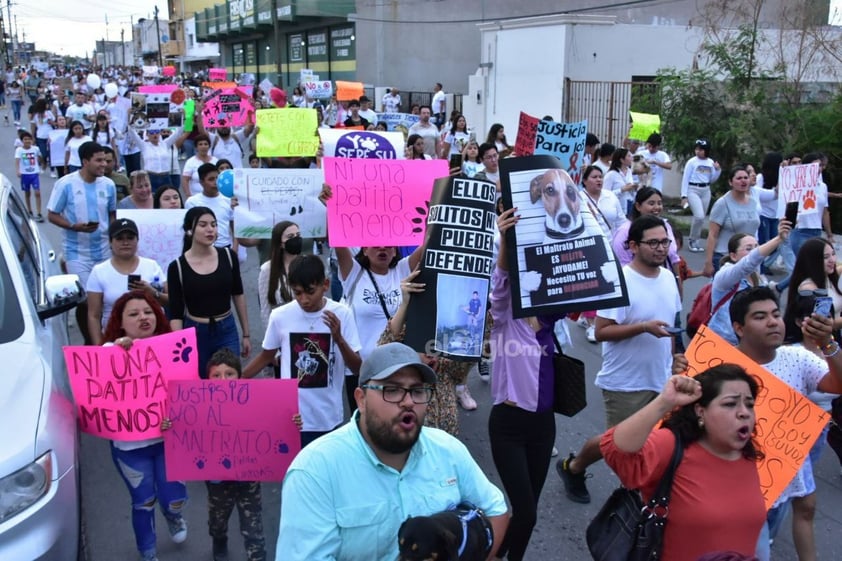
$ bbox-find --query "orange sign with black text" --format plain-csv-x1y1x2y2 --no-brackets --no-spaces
684,325,830,509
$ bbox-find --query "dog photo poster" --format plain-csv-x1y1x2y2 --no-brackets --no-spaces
404,176,497,360
500,155,629,318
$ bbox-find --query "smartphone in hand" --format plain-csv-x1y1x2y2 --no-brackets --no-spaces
785,201,799,228
813,296,833,318
128,274,142,290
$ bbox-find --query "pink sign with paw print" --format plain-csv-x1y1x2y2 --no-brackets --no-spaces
164,379,300,481
63,328,199,441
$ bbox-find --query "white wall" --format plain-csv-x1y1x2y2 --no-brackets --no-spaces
184,17,219,60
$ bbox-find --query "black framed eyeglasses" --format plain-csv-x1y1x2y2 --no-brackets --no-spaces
638,238,672,249
361,384,435,404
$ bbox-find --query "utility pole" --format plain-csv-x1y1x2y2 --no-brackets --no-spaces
104,15,109,67
5,0,13,66
121,28,125,67
154,5,162,67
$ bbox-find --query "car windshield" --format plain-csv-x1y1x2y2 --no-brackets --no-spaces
0,255,24,344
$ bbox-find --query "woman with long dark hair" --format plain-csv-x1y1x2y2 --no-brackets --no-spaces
257,221,302,377
486,123,513,158
784,238,842,339
603,148,637,217
167,207,251,377
30,98,55,174
442,114,470,159
704,166,761,277
64,120,93,173
602,365,766,560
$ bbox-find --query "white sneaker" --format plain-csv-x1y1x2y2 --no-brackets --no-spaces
576,316,589,329
50,169,57,178
586,325,597,343
551,446,559,457
456,386,477,411
689,240,705,253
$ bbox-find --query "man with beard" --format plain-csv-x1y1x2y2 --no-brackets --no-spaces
276,342,509,561
557,214,681,504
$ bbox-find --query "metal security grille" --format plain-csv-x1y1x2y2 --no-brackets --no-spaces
563,79,658,146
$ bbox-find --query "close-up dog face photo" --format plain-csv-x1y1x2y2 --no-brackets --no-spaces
529,169,584,240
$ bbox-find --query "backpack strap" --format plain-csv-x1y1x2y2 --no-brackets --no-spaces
709,283,740,319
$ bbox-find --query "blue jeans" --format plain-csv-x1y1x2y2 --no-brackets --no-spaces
776,228,823,293
35,138,48,169
149,173,172,193
68,165,81,172
11,99,21,121
758,216,778,273
110,442,187,556
181,138,196,159
712,251,725,276
184,314,240,379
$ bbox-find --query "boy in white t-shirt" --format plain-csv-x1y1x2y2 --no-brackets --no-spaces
15,131,44,221
243,255,362,448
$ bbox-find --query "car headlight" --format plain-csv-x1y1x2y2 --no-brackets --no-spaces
0,451,52,523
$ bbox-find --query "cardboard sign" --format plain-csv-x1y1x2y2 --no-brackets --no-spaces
404,177,497,359
130,91,182,131
117,209,187,273
375,112,420,135
209,67,228,82
336,80,364,101
533,119,589,185
515,111,540,157
318,129,406,160
777,162,823,218
628,111,660,142
303,80,333,99
64,329,200,441
684,325,830,509
323,157,448,247
232,168,326,238
500,156,628,318
255,108,319,157
203,87,255,128
164,379,300,481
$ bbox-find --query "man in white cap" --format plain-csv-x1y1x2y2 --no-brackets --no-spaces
277,342,509,561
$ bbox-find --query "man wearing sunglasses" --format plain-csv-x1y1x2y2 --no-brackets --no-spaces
277,342,509,561
557,214,682,504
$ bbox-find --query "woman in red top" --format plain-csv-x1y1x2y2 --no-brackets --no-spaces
601,365,766,561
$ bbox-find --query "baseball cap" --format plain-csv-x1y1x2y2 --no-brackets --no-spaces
108,218,139,239
358,342,436,386
359,95,370,102
695,138,710,148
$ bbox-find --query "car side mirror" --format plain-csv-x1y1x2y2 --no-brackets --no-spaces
38,274,86,321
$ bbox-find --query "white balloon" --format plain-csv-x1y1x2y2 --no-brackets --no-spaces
104,83,118,98
86,74,101,90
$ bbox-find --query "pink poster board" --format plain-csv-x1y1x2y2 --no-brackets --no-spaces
202,87,255,128
323,157,448,247
63,329,200,441
164,379,300,481
138,85,179,94
209,68,227,82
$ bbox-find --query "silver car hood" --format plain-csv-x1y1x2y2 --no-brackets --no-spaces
0,339,45,473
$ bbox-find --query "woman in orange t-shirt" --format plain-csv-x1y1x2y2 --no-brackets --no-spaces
601,365,766,561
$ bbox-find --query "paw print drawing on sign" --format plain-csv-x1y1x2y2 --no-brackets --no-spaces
172,337,194,363
219,455,233,469
803,190,816,210
195,456,207,469
290,205,304,216
276,440,290,454
411,200,431,234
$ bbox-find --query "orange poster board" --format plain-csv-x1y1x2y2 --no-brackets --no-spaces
684,325,830,509
336,80,364,101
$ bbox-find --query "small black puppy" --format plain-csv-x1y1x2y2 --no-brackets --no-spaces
397,502,493,561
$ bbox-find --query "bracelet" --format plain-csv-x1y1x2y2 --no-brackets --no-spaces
242,335,250,338
822,341,839,358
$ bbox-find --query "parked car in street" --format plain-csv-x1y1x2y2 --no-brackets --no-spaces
0,174,87,560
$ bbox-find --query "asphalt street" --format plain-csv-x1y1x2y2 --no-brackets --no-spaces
1,111,839,560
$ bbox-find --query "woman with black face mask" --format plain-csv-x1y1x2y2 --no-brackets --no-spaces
258,221,303,377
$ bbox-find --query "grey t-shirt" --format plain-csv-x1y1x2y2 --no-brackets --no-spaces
709,193,760,254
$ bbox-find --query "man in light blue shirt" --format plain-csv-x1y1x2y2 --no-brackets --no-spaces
277,342,509,561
